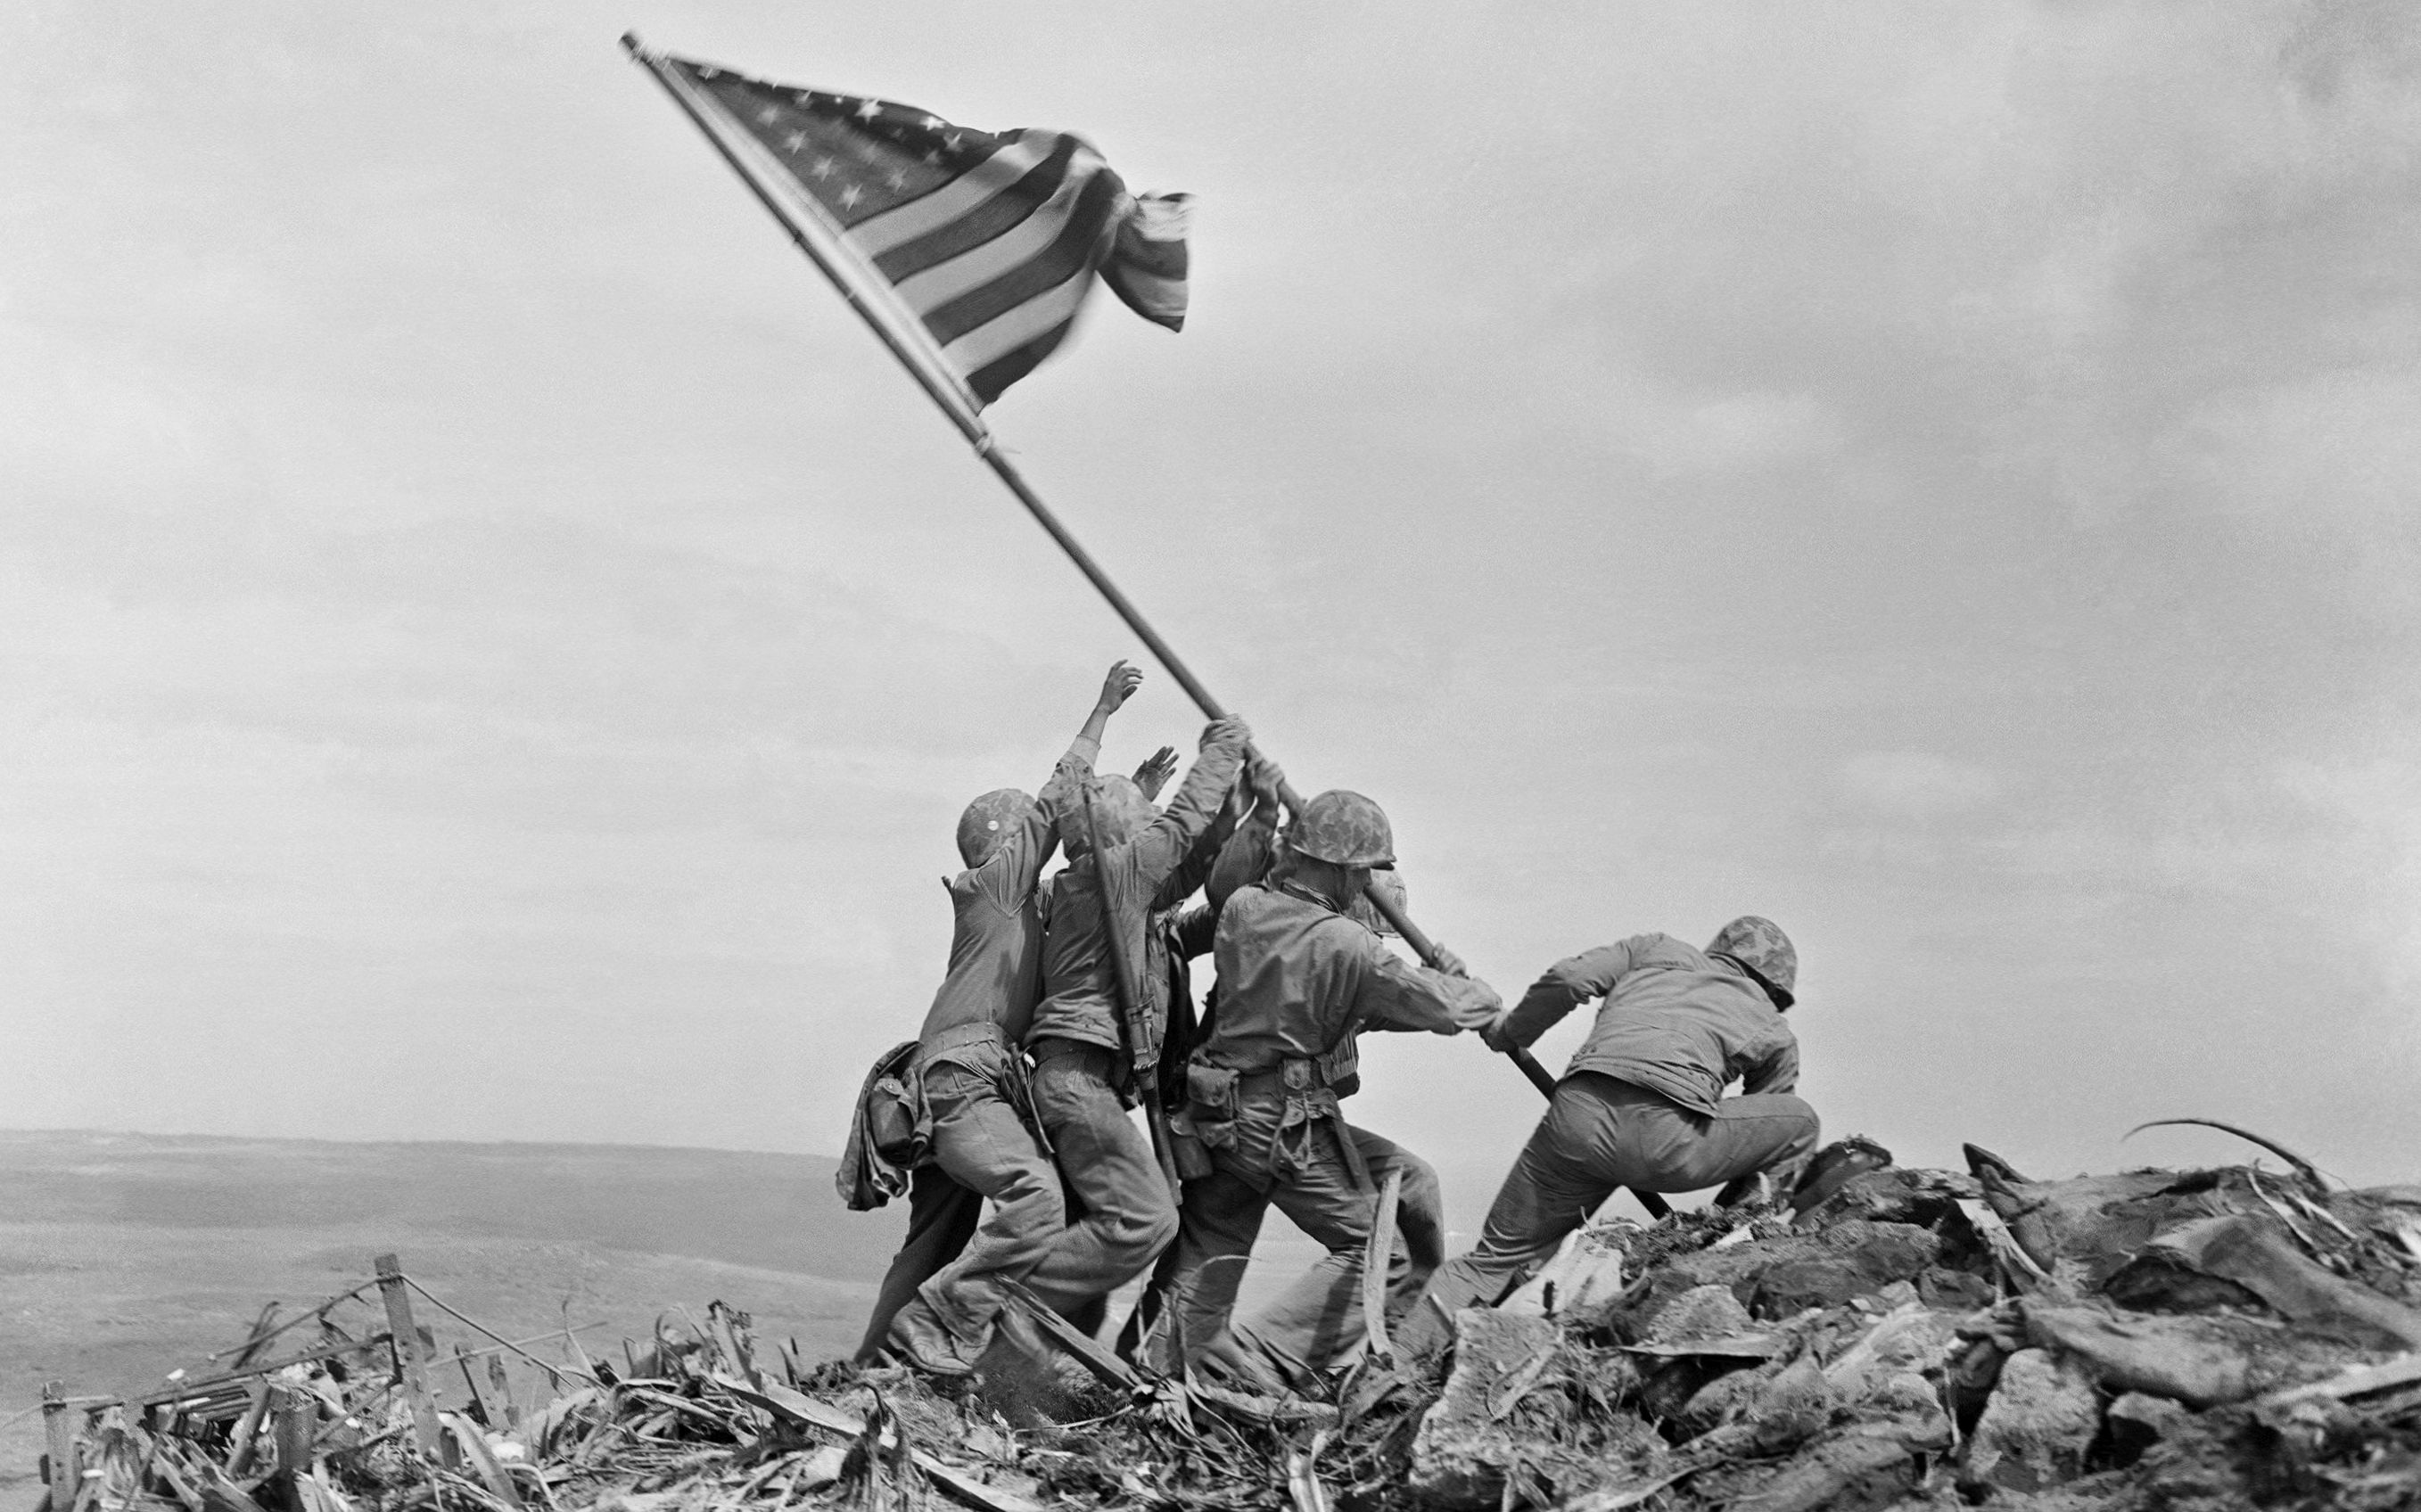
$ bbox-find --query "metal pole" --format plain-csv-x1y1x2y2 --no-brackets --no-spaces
622,35,1575,1123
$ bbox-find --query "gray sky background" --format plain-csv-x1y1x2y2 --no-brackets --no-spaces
5,1,2417,1223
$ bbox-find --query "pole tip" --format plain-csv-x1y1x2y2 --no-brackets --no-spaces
619,30,646,56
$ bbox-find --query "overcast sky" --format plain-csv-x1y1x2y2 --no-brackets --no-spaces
4,1,2417,1224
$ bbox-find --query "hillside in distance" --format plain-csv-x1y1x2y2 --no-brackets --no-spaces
0,1130,901,1488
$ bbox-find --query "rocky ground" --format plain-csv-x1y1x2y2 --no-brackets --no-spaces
33,1132,2421,1511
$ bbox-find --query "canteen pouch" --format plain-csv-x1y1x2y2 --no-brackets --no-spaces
1165,1106,1217,1181
1182,1061,1241,1149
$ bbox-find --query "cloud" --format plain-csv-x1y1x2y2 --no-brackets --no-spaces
1839,751,2001,818
1622,390,1842,477
2277,754,2421,990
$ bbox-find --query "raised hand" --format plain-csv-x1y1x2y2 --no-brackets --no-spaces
1131,745,1179,801
1097,659,1144,713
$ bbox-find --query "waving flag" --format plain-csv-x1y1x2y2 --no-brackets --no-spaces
635,46,1190,413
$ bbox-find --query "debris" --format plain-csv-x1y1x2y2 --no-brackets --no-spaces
2125,1116,2332,1196
2151,1213,2421,1351
1498,1222,1629,1328
32,1145,2421,1512
1405,1311,1560,1507
1960,1347,2099,1492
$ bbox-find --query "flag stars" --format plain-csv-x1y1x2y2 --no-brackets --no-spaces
811,157,836,179
920,114,944,130
855,99,882,121
885,168,909,190
839,183,863,208
756,105,780,125
784,131,808,153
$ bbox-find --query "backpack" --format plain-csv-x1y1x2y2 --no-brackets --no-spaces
835,1040,930,1212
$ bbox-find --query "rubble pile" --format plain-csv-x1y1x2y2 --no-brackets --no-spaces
34,1138,2421,1512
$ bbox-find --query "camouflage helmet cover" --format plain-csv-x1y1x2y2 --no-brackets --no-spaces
957,788,1037,869
1288,790,1396,868
1707,916,1797,1008
1056,775,1159,859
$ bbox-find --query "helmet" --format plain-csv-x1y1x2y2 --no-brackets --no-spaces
1707,916,1797,1008
1056,776,1159,859
1288,790,1395,868
957,789,1037,868
1345,867,1408,936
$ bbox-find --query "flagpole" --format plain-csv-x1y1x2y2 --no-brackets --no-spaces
620,35,1578,1117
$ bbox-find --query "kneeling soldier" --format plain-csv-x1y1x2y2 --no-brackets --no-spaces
1399,916,1817,1359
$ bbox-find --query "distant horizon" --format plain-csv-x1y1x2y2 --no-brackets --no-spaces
0,1123,840,1163
6,4,2417,1203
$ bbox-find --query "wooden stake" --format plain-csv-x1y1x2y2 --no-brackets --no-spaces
454,1345,491,1427
42,1382,78,1512
1360,1171,1404,1368
272,1385,315,1504
223,1382,274,1477
486,1354,519,1431
373,1254,444,1463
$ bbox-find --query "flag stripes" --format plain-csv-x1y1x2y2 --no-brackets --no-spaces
658,52,1188,407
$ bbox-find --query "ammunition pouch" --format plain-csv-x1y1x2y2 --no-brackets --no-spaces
1165,1111,1216,1181
1182,1061,1241,1149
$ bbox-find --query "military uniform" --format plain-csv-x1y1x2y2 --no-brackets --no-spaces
859,739,1094,1364
1018,727,1249,1318
1150,875,1499,1380
1401,931,1817,1358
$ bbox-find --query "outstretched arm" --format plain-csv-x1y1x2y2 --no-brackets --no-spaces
1075,659,1143,756
1035,661,1144,849
1356,952,1504,1036
1131,715,1252,890
1486,939,1643,1051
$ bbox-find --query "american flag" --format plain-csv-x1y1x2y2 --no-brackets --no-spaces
650,52,1190,410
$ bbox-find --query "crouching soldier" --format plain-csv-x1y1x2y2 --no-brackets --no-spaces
860,662,1144,1374
1016,714,1256,1326
1398,917,1817,1360
1148,791,1501,1387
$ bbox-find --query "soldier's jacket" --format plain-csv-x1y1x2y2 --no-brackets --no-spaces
916,737,1097,1052
1181,881,1498,1172
1500,933,1798,1115
1026,730,1248,1070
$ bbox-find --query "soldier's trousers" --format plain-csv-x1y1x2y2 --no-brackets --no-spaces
855,1165,982,1360
1153,1109,1444,1377
1020,1040,1178,1318
1400,1072,1818,1357
884,1036,1067,1350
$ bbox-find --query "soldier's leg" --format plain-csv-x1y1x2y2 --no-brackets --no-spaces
855,1164,981,1361
1020,1044,1179,1316
1626,1089,1819,1194
1228,1123,1434,1374
1397,1075,1626,1359
891,1058,1067,1365
1133,1163,1270,1374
